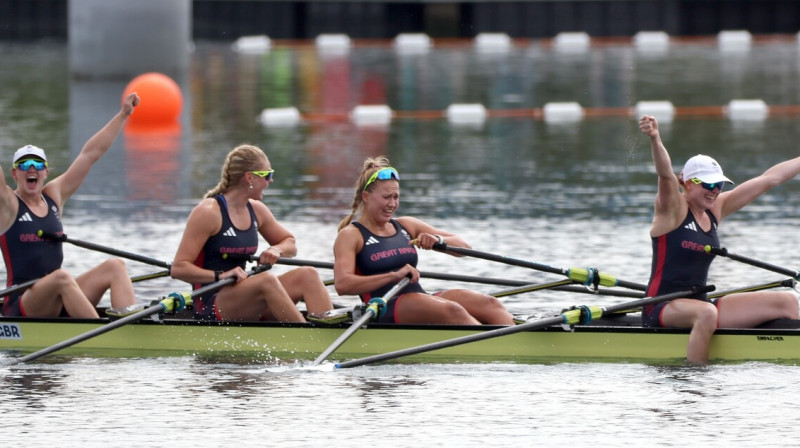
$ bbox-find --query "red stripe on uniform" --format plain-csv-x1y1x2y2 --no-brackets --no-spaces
647,235,667,297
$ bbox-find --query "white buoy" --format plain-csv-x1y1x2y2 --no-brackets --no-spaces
475,33,512,52
553,32,591,52
633,31,670,52
727,99,768,120
351,105,393,126
543,102,584,123
446,104,487,124
258,107,301,127
232,35,271,54
393,33,431,54
718,30,752,51
635,101,675,122
316,34,352,56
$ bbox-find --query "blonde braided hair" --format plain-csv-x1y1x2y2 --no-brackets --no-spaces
204,144,267,198
337,156,393,232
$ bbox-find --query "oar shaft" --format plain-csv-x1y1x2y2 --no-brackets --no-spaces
38,231,171,269
433,244,647,291
706,246,800,279
335,285,713,369
278,257,642,297
312,277,411,365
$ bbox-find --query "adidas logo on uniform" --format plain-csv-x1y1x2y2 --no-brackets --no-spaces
364,236,380,245
684,222,697,232
223,227,237,237
18,212,32,222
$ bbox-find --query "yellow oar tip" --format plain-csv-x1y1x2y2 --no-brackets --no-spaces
704,245,711,253
36,229,43,237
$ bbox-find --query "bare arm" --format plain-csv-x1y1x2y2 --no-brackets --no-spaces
0,167,18,235
170,199,223,284
395,216,468,255
251,200,297,265
45,93,139,206
639,115,686,236
333,225,417,296
716,156,800,220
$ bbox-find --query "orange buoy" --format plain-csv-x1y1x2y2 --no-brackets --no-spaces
122,72,183,126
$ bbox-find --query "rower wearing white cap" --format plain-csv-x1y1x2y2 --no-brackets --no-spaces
0,93,140,318
639,114,800,364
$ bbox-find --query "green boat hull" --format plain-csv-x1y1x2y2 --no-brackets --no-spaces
1,314,799,364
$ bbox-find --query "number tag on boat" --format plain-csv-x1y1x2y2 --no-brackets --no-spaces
0,323,22,340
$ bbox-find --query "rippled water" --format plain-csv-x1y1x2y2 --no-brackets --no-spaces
2,39,800,446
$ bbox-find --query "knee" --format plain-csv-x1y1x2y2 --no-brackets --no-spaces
255,271,282,292
693,304,719,332
442,300,472,319
484,295,507,312
780,292,799,317
48,269,77,288
101,258,128,275
295,266,321,281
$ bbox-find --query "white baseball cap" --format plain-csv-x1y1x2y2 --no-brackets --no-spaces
681,154,733,185
13,145,48,164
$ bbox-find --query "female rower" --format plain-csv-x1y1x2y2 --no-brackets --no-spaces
639,114,800,363
333,156,514,325
170,144,333,322
0,93,141,318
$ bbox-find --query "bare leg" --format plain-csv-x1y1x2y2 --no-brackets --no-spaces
279,266,333,315
661,298,719,364
717,291,799,327
395,293,480,325
75,258,136,308
215,271,305,322
438,289,514,325
21,269,99,318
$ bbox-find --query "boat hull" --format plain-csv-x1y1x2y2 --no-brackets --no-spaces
1,314,799,364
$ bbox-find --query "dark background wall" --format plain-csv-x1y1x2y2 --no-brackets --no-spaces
1,0,799,41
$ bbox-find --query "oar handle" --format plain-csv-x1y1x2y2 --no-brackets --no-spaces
0,278,40,299
38,230,171,270
705,245,800,279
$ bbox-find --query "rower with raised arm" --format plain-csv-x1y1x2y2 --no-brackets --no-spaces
333,156,514,325
169,144,333,322
639,114,800,363
0,94,141,318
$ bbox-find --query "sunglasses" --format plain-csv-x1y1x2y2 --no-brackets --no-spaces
251,170,274,181
363,167,400,191
14,159,47,171
690,178,725,191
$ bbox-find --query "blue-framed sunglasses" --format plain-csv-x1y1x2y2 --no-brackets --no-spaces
251,170,274,181
363,167,399,191
14,159,47,171
690,178,726,192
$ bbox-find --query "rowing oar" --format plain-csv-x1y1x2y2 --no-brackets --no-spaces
312,277,411,366
37,230,171,271
3,264,271,367
432,243,647,291
274,257,640,297
334,284,714,369
705,246,800,280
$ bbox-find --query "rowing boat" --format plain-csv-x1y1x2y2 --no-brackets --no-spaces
2,309,799,363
